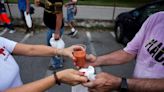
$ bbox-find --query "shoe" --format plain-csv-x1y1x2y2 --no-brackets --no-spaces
25,30,30,34
48,65,63,70
67,30,78,37
9,30,16,34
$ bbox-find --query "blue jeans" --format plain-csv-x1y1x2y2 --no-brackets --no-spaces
46,27,64,67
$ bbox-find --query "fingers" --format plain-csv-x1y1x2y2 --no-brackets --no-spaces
86,54,96,62
78,76,88,83
76,71,85,76
74,70,88,83
82,81,95,88
55,35,60,40
67,45,85,60
88,88,97,92
69,53,76,60
73,45,85,51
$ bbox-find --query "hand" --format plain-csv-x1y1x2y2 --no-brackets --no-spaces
85,54,97,67
54,33,60,40
57,45,85,60
83,72,121,92
57,69,88,85
26,8,30,14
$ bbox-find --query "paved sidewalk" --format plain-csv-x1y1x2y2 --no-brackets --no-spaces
6,4,133,20
2,4,135,31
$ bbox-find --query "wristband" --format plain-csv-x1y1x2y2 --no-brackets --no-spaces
120,77,128,92
53,71,61,85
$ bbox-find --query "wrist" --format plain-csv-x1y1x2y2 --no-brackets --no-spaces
113,77,122,90
95,56,102,66
55,31,60,34
56,49,64,56
119,77,128,92
53,71,61,85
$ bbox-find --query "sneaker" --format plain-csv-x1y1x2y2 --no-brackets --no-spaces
67,30,78,37
25,30,30,34
48,64,63,70
9,30,16,34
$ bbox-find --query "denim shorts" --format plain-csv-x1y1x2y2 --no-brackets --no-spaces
66,8,74,22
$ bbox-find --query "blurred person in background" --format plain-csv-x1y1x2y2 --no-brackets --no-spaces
18,0,34,34
65,0,78,37
0,0,16,34
35,0,66,69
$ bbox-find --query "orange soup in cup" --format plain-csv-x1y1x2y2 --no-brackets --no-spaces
73,49,86,68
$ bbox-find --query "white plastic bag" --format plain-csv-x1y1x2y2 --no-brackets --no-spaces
24,11,32,28
50,34,65,49
79,66,96,80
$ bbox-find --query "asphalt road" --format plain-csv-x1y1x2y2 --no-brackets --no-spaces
0,27,135,92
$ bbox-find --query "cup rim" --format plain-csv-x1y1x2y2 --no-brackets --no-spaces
76,44,86,50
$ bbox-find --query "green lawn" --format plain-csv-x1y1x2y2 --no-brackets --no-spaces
72,0,153,7
9,0,153,7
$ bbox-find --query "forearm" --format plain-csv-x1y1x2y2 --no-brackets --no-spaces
23,45,57,56
55,13,63,34
96,50,135,66
66,2,76,5
127,78,164,92
5,75,55,92
26,0,30,11
13,43,58,56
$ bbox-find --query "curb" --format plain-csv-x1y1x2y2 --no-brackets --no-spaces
12,18,113,28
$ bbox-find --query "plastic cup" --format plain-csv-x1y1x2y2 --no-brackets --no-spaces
73,44,86,68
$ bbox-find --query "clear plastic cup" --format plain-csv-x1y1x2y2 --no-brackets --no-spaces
73,44,86,68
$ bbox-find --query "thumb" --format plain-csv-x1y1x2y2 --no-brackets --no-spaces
82,81,94,88
86,54,96,62
84,62,97,67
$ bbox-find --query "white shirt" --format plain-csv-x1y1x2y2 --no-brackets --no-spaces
0,37,22,91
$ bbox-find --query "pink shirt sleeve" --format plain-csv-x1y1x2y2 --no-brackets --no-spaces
123,14,154,55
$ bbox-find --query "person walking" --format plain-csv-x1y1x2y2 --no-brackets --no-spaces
35,0,65,69
0,0,16,34
65,0,78,37
18,0,34,34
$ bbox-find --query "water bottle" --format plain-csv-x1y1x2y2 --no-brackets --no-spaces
50,34,65,68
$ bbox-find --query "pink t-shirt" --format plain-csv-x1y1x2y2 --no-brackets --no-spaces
124,12,164,78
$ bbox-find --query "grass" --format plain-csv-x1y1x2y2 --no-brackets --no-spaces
8,0,153,7
72,0,153,7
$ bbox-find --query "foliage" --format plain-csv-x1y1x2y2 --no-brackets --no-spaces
8,0,154,7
